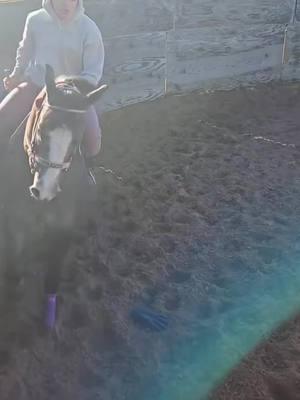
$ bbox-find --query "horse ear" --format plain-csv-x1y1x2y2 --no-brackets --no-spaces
45,64,56,93
86,84,108,104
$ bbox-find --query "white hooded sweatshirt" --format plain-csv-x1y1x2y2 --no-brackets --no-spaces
12,0,104,87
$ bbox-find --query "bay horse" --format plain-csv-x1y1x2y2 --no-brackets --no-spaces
0,64,107,339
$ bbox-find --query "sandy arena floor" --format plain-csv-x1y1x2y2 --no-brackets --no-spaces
1,82,300,399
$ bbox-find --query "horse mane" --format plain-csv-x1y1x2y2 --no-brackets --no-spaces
55,75,97,95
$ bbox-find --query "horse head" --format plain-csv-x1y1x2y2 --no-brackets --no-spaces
24,64,107,201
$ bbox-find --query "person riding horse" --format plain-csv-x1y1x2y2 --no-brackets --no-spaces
25,64,107,201
1,0,105,183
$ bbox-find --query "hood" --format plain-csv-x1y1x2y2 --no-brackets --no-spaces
42,0,84,24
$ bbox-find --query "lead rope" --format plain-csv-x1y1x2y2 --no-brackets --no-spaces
93,165,123,181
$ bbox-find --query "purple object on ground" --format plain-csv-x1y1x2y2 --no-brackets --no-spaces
46,293,57,329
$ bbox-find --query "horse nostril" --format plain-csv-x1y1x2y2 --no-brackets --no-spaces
30,187,40,199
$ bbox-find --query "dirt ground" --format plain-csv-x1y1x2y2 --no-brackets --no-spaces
1,81,300,399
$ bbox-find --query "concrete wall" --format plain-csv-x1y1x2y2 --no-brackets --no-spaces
0,0,297,111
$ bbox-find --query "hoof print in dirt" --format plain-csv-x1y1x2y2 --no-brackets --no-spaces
169,270,191,284
87,285,103,301
130,306,169,332
0,349,10,368
80,365,105,388
68,303,90,329
164,292,181,311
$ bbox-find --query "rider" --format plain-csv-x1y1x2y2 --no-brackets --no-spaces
1,0,105,182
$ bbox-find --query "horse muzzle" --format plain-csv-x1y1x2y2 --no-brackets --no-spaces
30,172,62,201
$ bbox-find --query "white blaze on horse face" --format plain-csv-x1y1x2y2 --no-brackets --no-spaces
37,126,72,201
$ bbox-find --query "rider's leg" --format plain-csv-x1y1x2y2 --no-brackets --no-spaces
81,106,102,185
82,105,102,167
0,81,41,145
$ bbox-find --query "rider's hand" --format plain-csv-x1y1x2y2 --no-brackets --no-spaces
3,73,21,91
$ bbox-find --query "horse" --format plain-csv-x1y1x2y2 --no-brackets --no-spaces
0,64,107,339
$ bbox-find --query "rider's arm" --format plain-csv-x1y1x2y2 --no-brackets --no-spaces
80,20,105,87
11,14,35,79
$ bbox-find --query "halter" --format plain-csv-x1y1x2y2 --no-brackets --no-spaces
29,82,87,173
30,154,72,172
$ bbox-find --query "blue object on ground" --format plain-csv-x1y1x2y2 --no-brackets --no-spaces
130,306,169,331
